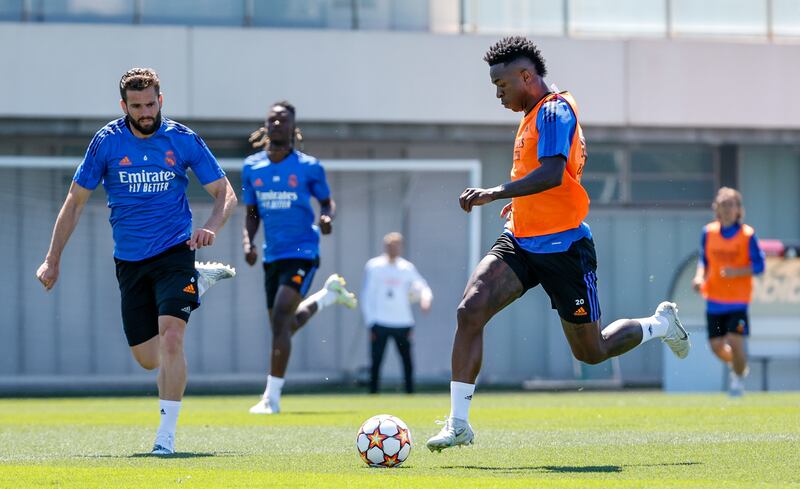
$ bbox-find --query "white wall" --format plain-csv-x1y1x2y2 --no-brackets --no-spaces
2,23,799,128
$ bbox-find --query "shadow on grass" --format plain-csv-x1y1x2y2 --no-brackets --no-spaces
79,451,236,459
130,452,220,459
443,465,621,473
627,462,702,468
281,411,358,416
443,462,701,474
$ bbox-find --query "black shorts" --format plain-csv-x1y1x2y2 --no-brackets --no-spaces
115,243,200,347
707,310,750,338
488,233,600,324
263,257,320,309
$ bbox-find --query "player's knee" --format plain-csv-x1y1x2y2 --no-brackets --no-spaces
130,340,159,370
139,359,159,370
271,303,296,327
456,301,486,333
160,327,184,357
582,354,606,365
710,340,726,355
270,316,294,337
272,302,294,318
574,348,607,365
271,329,291,343
135,355,159,370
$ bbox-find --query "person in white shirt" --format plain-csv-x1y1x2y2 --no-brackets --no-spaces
361,232,433,394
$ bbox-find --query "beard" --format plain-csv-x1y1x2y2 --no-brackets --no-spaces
127,111,162,136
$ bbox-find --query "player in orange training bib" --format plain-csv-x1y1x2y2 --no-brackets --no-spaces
427,36,691,452
692,187,764,397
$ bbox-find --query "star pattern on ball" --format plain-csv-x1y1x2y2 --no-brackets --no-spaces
395,426,410,448
367,427,388,450
382,453,400,467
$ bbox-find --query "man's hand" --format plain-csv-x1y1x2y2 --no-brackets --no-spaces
420,295,432,313
500,202,512,220
319,215,333,235
691,276,703,293
186,228,216,250
244,243,258,266
459,187,498,213
36,259,60,291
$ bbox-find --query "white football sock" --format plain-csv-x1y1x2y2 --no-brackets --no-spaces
264,375,285,402
449,381,475,421
637,315,669,344
302,288,336,312
157,399,181,437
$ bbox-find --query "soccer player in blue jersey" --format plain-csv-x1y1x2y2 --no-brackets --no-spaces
35,68,238,455
242,101,356,414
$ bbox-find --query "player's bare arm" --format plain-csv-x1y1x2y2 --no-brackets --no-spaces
459,156,566,213
318,197,335,235
243,204,261,266
187,176,237,250
692,262,706,292
36,181,93,291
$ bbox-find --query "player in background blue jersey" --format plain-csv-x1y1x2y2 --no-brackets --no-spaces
35,68,238,455
242,101,357,414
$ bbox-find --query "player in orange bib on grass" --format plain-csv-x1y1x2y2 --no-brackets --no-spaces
427,36,692,451
692,187,764,397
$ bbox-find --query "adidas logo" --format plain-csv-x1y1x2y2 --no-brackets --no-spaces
181,306,191,314
160,409,166,415
119,156,132,166
183,284,196,294
574,306,588,316
464,395,472,400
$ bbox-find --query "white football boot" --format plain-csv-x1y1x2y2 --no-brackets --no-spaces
324,274,357,309
195,261,236,297
151,432,175,456
249,397,280,415
656,301,691,359
426,417,475,452
729,372,745,398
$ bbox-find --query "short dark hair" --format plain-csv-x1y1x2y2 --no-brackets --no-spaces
483,36,548,77
250,100,303,149
119,68,160,102
272,100,296,117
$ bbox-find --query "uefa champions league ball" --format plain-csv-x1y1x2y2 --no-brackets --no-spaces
356,414,412,467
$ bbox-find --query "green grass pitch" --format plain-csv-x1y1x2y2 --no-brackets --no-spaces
0,392,798,488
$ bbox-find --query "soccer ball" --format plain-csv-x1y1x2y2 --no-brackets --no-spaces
356,414,412,468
